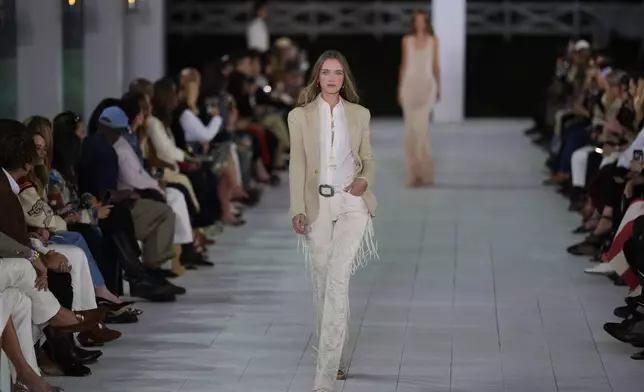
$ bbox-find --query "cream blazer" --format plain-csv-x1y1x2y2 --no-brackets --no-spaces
288,98,377,223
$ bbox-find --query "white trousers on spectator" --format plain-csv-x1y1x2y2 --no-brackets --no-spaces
165,187,193,245
303,192,376,392
0,288,40,377
571,147,622,187
47,244,97,311
601,151,621,167
0,259,60,325
571,146,594,187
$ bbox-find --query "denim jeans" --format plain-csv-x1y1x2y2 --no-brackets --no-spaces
558,124,591,174
49,231,106,288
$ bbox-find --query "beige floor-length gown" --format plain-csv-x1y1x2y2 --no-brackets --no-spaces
400,35,437,186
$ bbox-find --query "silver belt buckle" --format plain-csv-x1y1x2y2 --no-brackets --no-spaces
318,185,335,198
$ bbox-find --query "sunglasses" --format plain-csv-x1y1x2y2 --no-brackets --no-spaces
62,110,81,125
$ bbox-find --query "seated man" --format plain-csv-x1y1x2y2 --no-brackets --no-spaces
1,289,63,392
78,108,184,296
117,95,211,268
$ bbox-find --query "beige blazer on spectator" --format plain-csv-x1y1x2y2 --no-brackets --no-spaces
288,98,377,224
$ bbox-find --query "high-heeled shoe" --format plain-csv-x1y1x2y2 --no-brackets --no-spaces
47,308,104,337
96,297,136,311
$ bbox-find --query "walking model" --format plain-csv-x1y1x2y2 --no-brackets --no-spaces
288,50,378,392
398,9,441,187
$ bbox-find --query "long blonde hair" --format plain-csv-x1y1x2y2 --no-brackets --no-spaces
297,50,359,107
408,9,434,36
633,77,644,128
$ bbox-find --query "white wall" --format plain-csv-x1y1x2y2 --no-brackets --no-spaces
432,0,466,123
125,0,166,85
83,0,126,120
16,0,63,120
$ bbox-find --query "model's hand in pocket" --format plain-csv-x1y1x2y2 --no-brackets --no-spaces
345,178,368,197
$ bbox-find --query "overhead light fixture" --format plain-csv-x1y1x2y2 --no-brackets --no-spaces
68,0,76,6
126,0,138,13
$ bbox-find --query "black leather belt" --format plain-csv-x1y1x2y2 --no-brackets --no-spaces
318,185,336,197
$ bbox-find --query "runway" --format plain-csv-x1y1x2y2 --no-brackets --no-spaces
57,119,644,392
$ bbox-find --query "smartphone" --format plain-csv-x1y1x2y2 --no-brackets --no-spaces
101,191,111,205
634,149,643,162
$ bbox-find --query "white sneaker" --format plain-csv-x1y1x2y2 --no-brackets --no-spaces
584,263,615,274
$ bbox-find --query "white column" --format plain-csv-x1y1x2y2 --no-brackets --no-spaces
125,0,166,85
16,0,63,120
432,0,466,123
83,0,125,121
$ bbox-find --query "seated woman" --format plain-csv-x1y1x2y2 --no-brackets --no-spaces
544,62,600,186
20,117,124,308
568,70,624,211
173,70,247,226
143,78,221,251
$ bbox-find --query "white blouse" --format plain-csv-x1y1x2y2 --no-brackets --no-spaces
178,109,223,144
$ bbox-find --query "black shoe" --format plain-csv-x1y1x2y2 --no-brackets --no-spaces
42,327,93,377
73,345,103,365
192,256,215,267
129,278,176,302
163,279,187,295
105,308,139,324
567,241,600,256
181,244,213,267
572,225,592,235
615,305,634,319
524,126,540,136
607,273,628,286
144,268,187,295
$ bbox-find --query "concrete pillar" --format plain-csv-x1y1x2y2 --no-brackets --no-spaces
0,0,18,119
16,0,63,120
432,0,466,123
83,0,125,120
125,0,166,85
62,0,85,116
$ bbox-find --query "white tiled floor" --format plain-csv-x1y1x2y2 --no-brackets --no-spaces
53,119,644,392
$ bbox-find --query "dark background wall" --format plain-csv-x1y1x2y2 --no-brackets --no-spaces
167,1,643,118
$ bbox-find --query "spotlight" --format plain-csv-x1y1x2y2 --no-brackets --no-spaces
126,0,138,12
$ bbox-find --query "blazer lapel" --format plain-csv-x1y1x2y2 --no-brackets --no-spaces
304,102,320,166
344,100,360,154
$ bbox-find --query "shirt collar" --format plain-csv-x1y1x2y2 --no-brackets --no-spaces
2,168,20,195
317,94,344,111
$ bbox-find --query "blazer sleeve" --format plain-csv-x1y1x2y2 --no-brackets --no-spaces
147,117,186,164
358,108,375,188
287,108,307,219
18,184,68,232
0,232,32,259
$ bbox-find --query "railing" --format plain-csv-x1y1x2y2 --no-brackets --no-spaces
168,1,644,39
